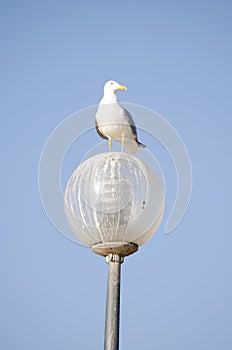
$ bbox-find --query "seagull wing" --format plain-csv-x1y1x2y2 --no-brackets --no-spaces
121,106,145,147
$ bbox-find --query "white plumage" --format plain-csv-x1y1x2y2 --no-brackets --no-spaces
95,80,145,153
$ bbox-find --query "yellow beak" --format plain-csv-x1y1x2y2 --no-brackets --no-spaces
118,85,127,91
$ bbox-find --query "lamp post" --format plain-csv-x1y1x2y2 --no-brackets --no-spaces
64,152,164,350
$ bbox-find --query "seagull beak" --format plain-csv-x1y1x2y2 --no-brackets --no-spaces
118,85,127,91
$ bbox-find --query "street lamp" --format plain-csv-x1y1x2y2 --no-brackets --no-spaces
64,152,164,350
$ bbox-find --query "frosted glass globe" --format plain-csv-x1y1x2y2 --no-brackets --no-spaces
64,153,164,247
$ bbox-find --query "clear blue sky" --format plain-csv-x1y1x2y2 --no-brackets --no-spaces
1,1,231,349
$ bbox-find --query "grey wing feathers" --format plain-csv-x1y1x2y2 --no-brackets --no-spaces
122,107,145,148
95,119,108,140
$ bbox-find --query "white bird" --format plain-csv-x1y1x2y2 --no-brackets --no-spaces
95,80,145,153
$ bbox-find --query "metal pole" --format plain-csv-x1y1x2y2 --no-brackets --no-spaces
104,253,124,350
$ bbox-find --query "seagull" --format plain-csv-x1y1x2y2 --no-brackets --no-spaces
95,80,145,153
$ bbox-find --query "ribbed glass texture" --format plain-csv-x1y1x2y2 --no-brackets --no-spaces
64,153,164,247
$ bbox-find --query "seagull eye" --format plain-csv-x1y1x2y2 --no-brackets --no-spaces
110,82,114,85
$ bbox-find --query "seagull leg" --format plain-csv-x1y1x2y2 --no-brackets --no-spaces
121,134,125,152
109,138,112,152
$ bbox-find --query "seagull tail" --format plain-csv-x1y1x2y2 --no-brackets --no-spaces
138,141,146,148
123,140,145,154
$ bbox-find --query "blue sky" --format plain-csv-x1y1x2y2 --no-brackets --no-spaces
1,1,232,349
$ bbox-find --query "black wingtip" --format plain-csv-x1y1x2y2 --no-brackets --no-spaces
138,141,146,148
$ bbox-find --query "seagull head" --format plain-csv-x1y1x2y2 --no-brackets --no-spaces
104,80,127,94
